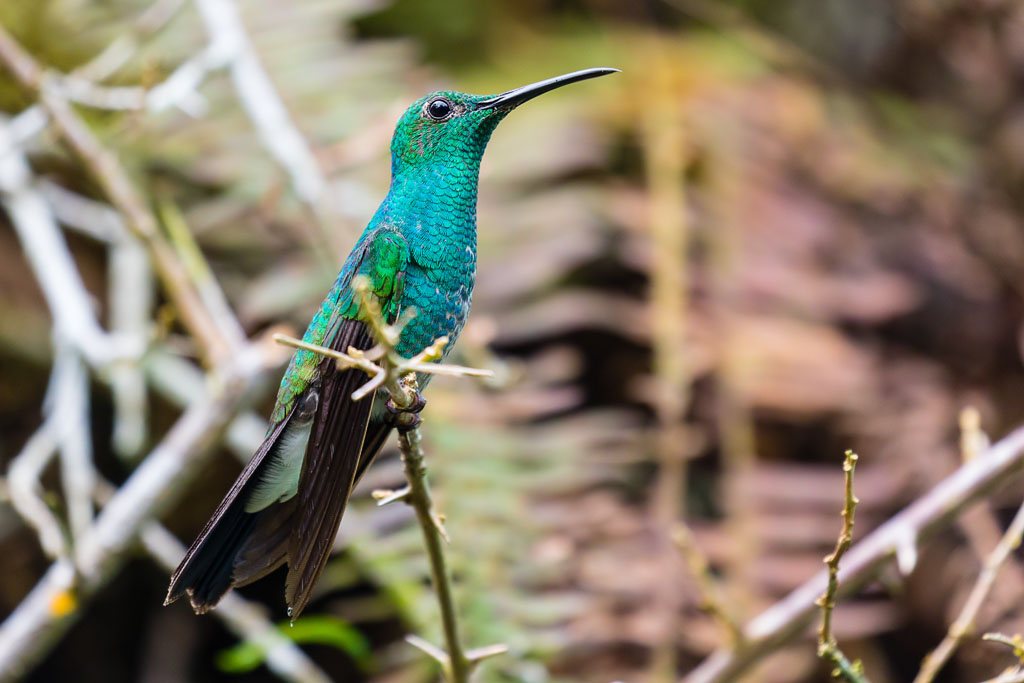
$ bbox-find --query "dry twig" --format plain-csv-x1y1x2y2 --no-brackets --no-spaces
914,499,1024,683
0,340,279,681
686,425,1024,683
816,451,869,683
671,524,744,648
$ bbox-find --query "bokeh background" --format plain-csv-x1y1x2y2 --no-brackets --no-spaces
2,1,1024,681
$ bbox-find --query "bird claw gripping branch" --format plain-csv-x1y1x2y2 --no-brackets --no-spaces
386,390,427,433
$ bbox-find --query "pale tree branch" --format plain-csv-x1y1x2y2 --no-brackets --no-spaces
0,340,280,681
90,479,333,683
191,0,327,211
6,420,65,560
0,23,244,364
914,497,1024,683
51,338,96,553
0,117,141,366
3,0,187,144
108,239,153,459
685,424,1024,683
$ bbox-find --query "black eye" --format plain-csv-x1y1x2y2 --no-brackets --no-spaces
426,98,453,120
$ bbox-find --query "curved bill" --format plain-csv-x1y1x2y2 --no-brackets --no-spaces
476,67,620,111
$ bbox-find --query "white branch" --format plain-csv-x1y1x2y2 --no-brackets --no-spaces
6,422,64,560
108,239,153,459
0,119,140,367
145,348,267,459
192,0,326,206
0,343,275,678
51,337,95,548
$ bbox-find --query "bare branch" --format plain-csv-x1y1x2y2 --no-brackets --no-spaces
51,339,95,550
671,523,744,648
191,0,327,209
276,276,504,682
685,424,1024,683
0,341,279,679
914,498,1024,683
108,239,153,459
0,118,140,366
0,23,244,363
6,422,65,560
816,451,869,683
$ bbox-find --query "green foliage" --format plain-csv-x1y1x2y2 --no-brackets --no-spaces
215,615,372,674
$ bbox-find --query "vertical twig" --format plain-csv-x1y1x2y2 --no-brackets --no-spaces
641,48,690,681
398,424,470,683
672,524,745,647
275,279,503,681
816,450,870,683
914,497,1024,683
51,338,95,549
108,239,153,459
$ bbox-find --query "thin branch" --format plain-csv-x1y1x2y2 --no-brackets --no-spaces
398,414,468,680
0,117,140,366
108,238,153,459
0,23,243,363
0,340,279,680
191,0,327,211
914,498,1024,683
144,348,267,461
685,424,1024,683
6,421,65,560
816,451,869,683
671,523,744,648
51,338,95,551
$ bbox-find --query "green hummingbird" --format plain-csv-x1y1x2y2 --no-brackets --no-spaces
165,67,619,618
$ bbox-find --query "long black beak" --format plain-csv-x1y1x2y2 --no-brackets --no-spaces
476,67,620,111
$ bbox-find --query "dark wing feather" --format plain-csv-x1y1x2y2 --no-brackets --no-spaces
233,418,393,589
165,414,292,612
284,318,377,617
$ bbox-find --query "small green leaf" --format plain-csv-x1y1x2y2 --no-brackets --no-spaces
216,615,371,674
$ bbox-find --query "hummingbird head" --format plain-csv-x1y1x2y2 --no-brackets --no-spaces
389,68,619,176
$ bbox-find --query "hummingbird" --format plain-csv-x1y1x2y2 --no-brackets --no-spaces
165,67,619,618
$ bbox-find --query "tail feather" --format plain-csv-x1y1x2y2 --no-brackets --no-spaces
165,414,292,613
233,497,296,587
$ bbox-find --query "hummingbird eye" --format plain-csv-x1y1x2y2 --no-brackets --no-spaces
425,97,453,121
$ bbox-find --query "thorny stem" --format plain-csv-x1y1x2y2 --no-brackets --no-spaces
816,450,870,683
398,424,470,682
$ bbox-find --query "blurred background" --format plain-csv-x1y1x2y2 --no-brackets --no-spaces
2,0,1024,681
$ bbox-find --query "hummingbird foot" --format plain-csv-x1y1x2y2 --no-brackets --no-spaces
386,391,426,433
386,391,426,415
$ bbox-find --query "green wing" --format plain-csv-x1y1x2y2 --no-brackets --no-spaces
270,228,409,425
165,228,410,616
281,227,409,617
